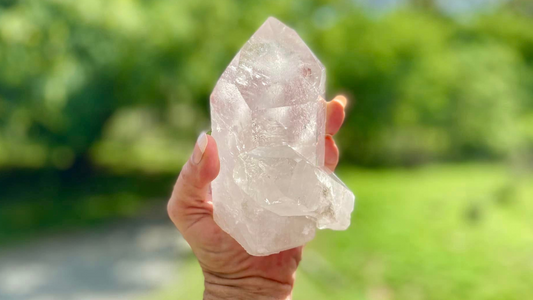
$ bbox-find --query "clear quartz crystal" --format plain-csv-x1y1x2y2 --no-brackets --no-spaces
210,17,355,256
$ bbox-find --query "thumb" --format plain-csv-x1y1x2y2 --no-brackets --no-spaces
168,132,220,232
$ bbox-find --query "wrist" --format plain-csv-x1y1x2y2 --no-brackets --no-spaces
203,271,293,300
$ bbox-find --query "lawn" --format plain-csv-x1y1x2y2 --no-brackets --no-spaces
146,163,533,300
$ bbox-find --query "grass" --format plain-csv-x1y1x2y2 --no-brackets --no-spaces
145,163,533,300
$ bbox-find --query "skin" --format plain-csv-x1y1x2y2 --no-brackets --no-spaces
168,95,348,300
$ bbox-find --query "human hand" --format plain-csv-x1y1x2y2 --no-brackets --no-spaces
168,95,348,300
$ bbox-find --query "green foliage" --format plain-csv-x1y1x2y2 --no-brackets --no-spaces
1,4,532,297
0,170,175,243
0,0,532,171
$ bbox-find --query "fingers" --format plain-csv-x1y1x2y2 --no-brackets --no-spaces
324,135,339,172
168,133,220,231
324,95,348,171
326,95,347,136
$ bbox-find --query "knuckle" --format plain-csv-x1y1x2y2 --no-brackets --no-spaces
167,198,178,221
167,192,185,223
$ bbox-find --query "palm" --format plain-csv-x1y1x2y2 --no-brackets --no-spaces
183,198,302,285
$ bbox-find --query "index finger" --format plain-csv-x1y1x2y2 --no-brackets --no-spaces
326,95,347,135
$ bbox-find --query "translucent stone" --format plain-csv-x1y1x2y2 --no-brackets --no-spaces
210,17,355,256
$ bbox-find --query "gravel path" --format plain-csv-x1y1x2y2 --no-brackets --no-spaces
0,208,188,300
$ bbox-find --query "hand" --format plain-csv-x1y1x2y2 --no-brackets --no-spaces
168,95,348,300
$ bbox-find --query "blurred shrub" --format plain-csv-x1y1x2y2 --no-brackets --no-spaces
0,0,532,171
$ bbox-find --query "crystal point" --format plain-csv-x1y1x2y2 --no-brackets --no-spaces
210,17,355,256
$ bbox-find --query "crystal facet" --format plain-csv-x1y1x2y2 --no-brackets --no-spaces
210,17,355,256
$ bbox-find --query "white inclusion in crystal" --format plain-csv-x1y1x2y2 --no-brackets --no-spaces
210,17,355,256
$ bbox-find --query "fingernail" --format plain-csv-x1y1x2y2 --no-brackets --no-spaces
192,132,208,165
334,95,347,108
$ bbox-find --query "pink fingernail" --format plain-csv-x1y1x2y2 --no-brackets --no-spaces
192,132,208,165
334,96,347,108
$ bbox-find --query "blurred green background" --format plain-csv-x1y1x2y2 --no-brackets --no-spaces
1,0,533,299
